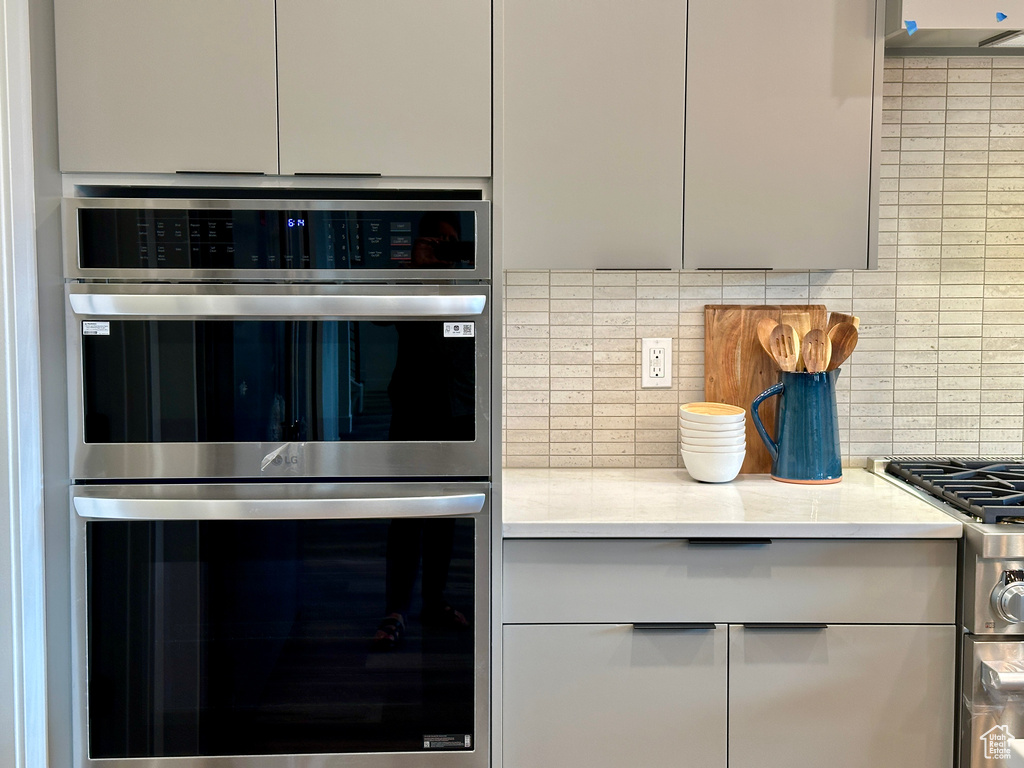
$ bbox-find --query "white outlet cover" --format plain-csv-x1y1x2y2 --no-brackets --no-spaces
641,337,672,388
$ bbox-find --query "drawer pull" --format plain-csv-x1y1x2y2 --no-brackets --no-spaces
632,623,717,631
687,538,772,546
743,623,828,630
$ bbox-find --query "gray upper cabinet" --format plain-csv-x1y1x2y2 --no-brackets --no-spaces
54,0,279,174
682,0,883,269
501,0,686,270
277,0,491,177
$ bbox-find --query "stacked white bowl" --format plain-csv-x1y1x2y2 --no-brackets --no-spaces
679,402,747,483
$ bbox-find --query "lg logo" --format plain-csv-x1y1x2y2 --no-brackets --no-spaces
262,448,303,473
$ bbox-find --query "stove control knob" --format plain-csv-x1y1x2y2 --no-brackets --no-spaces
994,571,1024,624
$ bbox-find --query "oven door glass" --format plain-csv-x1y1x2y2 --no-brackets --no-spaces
67,285,490,480
79,487,486,761
82,318,475,444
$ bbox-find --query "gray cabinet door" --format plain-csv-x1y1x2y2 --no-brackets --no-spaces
501,0,686,269
277,0,491,177
729,624,955,768
503,623,727,768
54,0,278,174
683,0,881,269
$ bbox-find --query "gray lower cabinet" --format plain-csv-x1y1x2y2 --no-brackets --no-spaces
277,0,491,176
729,624,956,768
500,0,686,269
501,539,956,768
502,623,727,768
54,0,279,174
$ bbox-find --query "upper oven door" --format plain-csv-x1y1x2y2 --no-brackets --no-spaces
66,283,490,480
63,198,490,282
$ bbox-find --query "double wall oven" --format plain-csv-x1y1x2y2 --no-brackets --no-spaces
64,197,492,768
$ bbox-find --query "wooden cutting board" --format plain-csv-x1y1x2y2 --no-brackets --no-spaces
703,304,827,474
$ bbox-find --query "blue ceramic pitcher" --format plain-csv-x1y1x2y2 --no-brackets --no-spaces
751,369,842,484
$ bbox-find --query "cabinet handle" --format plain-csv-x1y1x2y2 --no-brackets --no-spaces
175,170,266,176
742,623,828,630
687,538,772,546
631,623,717,631
292,172,383,178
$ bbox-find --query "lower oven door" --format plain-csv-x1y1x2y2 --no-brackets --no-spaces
67,282,490,480
962,635,1024,767
72,482,489,768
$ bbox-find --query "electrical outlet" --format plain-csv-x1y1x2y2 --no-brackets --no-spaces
641,337,672,388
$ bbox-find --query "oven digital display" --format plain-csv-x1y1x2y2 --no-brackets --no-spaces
77,208,477,271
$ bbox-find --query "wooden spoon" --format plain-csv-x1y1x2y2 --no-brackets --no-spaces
768,323,800,372
827,322,858,370
827,311,860,331
802,328,831,373
756,317,778,359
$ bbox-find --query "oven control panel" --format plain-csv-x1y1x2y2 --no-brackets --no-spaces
969,557,1024,634
77,207,478,272
992,570,1024,624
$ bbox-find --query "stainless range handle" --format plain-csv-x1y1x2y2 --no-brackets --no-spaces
982,660,1024,693
73,493,487,521
69,293,487,318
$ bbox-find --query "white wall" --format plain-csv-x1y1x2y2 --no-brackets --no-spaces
0,0,50,763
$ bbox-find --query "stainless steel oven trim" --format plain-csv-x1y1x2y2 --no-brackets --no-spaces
69,292,487,318
63,197,491,282
74,492,487,520
70,481,491,768
66,283,491,480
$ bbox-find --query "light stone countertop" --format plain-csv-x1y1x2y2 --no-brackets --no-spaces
502,468,963,539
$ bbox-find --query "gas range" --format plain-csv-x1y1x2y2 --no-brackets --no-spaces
873,457,1024,767
883,457,1024,525
871,457,1024,634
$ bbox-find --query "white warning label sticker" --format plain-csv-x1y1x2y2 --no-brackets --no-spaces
82,321,110,336
443,322,475,338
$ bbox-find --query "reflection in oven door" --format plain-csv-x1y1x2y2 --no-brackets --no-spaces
72,482,489,767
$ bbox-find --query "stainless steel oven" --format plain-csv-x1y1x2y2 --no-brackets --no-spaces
64,196,493,768
66,282,490,480
71,481,489,767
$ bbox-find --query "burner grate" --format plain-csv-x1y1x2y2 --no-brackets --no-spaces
885,457,1024,524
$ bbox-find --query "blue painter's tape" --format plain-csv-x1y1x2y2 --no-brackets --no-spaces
997,12,1008,21
905,19,918,35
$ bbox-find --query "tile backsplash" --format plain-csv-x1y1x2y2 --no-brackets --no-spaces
502,56,1024,468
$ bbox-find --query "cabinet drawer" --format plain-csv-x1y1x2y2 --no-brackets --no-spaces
503,624,727,768
503,538,956,624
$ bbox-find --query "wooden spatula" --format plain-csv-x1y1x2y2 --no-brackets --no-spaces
769,323,800,372
756,317,778,359
827,311,860,331
802,329,831,373
827,322,858,370
781,311,812,342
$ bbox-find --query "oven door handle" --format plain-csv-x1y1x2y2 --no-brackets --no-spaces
68,293,487,318
982,660,1024,693
73,493,487,521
